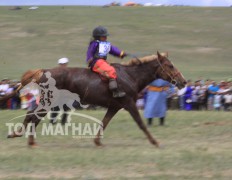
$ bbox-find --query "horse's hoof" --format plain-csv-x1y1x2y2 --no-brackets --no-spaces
96,143,105,148
150,140,160,148
94,138,104,147
28,143,38,148
156,142,160,148
31,144,38,148
7,134,14,138
7,133,22,138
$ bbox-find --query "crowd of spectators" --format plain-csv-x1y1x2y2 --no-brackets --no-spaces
0,78,232,112
137,78,232,112
172,79,232,111
0,78,20,110
0,78,39,110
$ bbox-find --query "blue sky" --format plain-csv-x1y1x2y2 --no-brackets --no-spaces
0,0,232,6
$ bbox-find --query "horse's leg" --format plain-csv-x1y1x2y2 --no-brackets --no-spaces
50,106,59,124
28,117,40,146
28,110,47,146
125,101,159,147
94,107,120,146
7,110,34,138
64,101,74,123
55,105,64,120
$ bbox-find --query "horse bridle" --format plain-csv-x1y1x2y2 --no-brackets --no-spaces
156,57,181,86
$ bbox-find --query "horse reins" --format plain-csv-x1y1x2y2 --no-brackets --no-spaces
156,57,181,86
127,53,142,65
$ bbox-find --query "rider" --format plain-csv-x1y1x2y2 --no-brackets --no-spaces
86,26,127,98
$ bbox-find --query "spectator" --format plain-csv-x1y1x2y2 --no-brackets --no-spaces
198,79,210,110
12,81,21,109
184,80,193,111
198,76,204,86
20,90,28,109
191,80,201,110
0,79,9,96
5,81,17,109
217,81,231,110
207,81,219,110
228,80,232,90
26,93,37,111
144,78,174,126
213,93,221,111
224,91,232,111
58,57,69,67
0,79,10,109
177,86,186,110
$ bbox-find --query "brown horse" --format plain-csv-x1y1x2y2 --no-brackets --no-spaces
6,52,186,147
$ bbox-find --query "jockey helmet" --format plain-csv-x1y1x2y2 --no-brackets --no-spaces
92,26,109,38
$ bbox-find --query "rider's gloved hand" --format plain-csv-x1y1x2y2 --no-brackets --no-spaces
121,52,127,59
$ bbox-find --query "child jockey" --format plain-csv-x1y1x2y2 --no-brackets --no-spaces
86,26,127,98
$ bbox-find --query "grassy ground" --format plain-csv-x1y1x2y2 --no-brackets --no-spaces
0,6,232,179
0,6,232,81
0,109,231,179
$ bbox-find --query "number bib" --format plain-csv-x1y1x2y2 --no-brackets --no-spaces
98,41,111,57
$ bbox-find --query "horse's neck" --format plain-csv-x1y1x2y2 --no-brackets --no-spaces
126,61,159,92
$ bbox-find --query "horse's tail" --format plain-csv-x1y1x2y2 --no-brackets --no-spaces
0,69,43,103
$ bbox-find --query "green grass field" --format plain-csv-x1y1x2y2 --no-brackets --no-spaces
0,6,232,179
0,6,231,81
0,109,232,179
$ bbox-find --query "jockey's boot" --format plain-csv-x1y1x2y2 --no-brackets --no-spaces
109,79,126,98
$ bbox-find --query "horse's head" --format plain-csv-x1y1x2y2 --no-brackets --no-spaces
156,51,186,89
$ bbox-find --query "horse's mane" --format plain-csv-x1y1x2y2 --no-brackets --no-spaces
121,52,168,66
21,69,43,86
